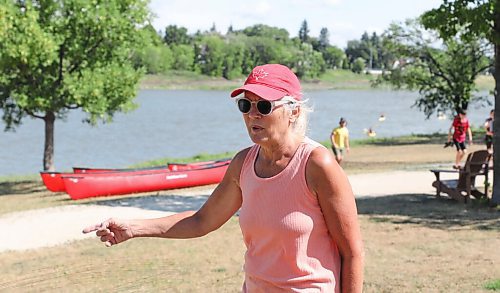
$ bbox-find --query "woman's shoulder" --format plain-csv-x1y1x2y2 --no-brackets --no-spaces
306,143,336,170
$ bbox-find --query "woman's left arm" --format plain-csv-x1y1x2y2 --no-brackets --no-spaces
306,147,364,293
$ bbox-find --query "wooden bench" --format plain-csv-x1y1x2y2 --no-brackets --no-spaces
430,150,491,203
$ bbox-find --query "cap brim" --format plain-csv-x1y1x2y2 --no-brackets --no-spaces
230,84,287,101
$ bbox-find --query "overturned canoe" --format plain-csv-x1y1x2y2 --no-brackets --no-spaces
62,160,230,200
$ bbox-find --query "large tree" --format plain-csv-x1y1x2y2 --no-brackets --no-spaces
298,19,310,43
0,0,151,171
374,19,492,118
422,0,500,205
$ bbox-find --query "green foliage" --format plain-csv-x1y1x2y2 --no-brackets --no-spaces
240,24,290,42
352,57,366,74
373,19,492,118
0,0,151,170
298,19,310,43
318,27,330,50
485,279,500,290
289,43,326,78
163,25,191,45
0,0,150,127
322,46,346,69
196,35,225,76
134,20,397,81
138,45,173,74
171,44,195,71
422,1,495,42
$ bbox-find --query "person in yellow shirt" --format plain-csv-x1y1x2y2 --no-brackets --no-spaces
330,117,350,164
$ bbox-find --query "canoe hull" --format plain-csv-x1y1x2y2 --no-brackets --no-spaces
62,162,229,200
40,172,65,192
40,159,230,194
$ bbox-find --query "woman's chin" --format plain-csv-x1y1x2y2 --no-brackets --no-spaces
248,133,269,144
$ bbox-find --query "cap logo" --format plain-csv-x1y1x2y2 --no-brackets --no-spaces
252,68,268,81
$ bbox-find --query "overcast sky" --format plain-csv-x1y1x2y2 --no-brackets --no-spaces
149,0,444,48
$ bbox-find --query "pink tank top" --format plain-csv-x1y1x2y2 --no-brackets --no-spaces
239,138,341,292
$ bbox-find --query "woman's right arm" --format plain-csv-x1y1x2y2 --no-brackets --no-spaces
83,149,248,247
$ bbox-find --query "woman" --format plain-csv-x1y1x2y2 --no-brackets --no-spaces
83,64,364,292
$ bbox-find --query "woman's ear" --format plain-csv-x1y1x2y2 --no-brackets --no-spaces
289,107,300,123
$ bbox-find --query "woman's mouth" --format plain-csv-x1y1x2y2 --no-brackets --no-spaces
251,125,264,132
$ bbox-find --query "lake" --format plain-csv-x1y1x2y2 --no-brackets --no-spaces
0,89,493,176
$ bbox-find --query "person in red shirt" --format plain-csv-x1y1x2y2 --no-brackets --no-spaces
447,108,473,169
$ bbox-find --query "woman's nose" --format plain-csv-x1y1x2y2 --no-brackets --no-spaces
247,103,262,118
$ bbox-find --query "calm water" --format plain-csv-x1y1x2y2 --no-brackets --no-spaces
0,89,493,176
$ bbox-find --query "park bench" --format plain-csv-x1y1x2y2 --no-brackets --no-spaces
430,150,491,203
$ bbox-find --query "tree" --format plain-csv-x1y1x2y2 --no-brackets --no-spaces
289,43,326,78
163,25,191,45
196,35,225,76
352,57,366,74
373,20,492,118
422,0,500,205
171,44,195,71
319,27,330,50
298,19,310,43
138,45,174,74
0,0,151,171
240,24,290,43
322,46,346,69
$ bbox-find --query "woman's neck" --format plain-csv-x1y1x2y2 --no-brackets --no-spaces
258,133,303,162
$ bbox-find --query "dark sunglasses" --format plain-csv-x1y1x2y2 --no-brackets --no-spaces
236,97,293,116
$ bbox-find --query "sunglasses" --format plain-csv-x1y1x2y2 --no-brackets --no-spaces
236,97,293,116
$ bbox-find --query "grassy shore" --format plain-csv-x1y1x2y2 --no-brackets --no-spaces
0,136,499,292
139,69,495,92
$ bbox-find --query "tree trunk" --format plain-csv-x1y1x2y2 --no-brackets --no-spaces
43,112,55,171
492,8,500,205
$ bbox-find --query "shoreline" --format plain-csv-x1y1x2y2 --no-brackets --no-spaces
139,71,495,92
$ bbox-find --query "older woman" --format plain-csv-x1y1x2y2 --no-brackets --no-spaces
84,64,364,292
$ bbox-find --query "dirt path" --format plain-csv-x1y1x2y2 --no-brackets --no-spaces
0,170,448,253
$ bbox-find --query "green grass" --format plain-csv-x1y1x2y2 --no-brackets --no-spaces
485,279,500,291
141,69,380,91
132,151,236,168
0,174,40,184
138,134,448,168
319,132,450,149
140,69,494,92
476,75,495,91
305,69,375,90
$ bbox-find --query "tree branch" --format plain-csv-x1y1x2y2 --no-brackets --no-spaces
68,37,104,74
25,109,45,120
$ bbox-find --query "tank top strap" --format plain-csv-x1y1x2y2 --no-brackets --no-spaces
241,144,259,179
292,137,325,176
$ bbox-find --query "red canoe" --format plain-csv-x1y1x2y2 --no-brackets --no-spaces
40,159,230,194
61,160,230,200
40,172,67,192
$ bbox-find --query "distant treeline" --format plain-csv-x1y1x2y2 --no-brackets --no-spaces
134,20,396,79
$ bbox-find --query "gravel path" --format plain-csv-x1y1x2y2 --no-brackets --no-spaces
0,170,440,253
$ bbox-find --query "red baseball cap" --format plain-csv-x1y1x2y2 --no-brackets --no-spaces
230,64,302,101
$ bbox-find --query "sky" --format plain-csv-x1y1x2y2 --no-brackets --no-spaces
149,0,444,49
